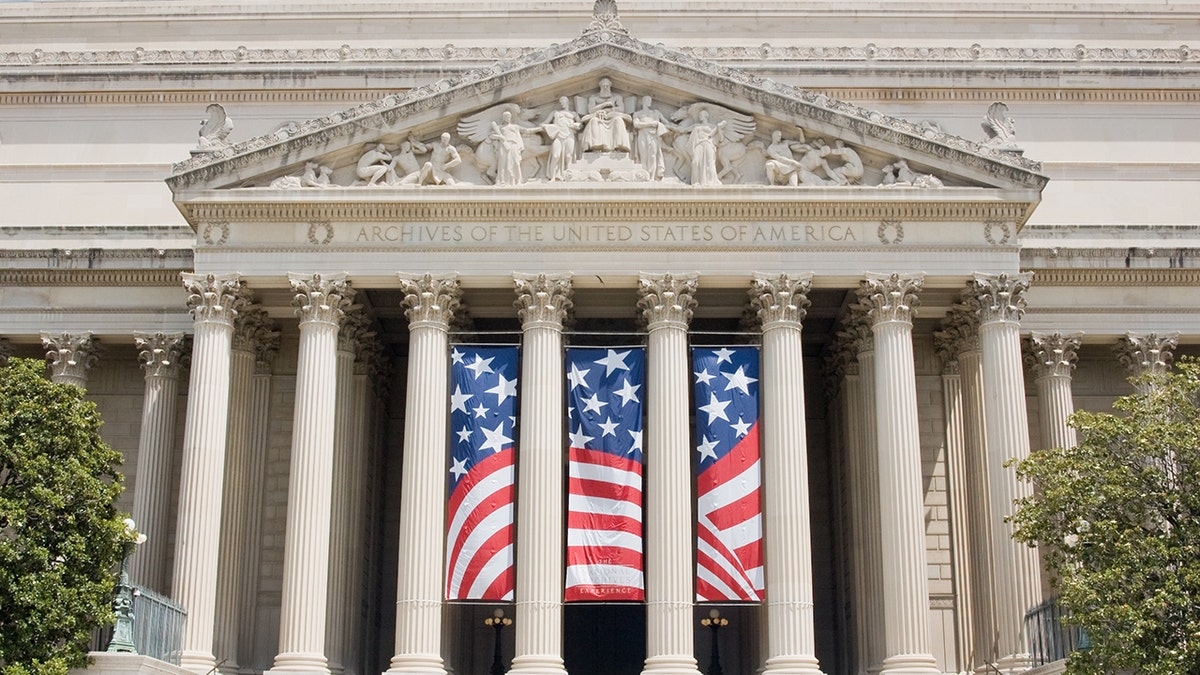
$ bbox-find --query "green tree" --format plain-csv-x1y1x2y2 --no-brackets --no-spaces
0,358,129,675
1012,357,1200,675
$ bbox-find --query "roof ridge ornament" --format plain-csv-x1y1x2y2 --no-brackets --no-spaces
584,0,627,35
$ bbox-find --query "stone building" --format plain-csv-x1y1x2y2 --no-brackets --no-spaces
1,1,1197,675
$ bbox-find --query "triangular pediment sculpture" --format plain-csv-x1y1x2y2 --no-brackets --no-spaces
166,1,1046,196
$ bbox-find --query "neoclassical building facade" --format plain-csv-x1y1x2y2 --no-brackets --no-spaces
1,2,1198,675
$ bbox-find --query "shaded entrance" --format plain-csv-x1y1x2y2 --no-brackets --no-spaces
563,604,646,675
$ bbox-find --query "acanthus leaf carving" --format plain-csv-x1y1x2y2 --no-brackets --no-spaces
637,273,698,328
857,272,924,325
134,331,188,379
40,331,100,384
182,272,247,327
289,272,352,328
1024,331,1083,380
398,273,462,330
969,272,1032,325
749,272,812,329
514,273,574,329
1114,332,1179,379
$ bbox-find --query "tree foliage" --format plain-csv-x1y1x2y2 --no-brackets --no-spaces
1012,357,1200,675
0,358,129,675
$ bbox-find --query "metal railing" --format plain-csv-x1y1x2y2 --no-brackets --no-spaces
1025,596,1090,667
89,586,187,665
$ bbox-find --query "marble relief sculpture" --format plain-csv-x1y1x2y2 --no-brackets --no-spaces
259,85,949,189
194,103,233,154
981,101,1022,154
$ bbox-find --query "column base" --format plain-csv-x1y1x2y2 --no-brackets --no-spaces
640,655,702,675
762,655,825,675
178,651,218,675
878,653,940,675
507,654,568,675
992,652,1034,675
267,651,331,675
384,655,447,675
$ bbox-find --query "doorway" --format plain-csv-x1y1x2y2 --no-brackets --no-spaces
563,604,647,675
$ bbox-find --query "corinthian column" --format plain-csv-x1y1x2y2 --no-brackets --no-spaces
328,309,373,675
1025,332,1083,452
269,273,352,675
749,273,824,675
1115,332,1178,393
638,273,702,675
387,274,461,675
510,273,573,675
968,272,1040,674
41,331,99,387
215,307,273,674
173,272,247,675
858,273,939,675
129,331,187,592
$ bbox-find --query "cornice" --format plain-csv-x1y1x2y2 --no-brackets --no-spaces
180,196,1033,223
1021,268,1200,287
164,34,1046,190
0,268,187,287
3,43,1197,69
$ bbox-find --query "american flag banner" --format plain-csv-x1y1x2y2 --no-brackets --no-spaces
565,347,646,601
445,345,518,601
693,346,765,602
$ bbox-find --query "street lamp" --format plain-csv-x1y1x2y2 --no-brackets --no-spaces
700,608,729,675
484,608,512,675
107,518,147,653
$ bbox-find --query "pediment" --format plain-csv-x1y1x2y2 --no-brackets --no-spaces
166,5,1047,205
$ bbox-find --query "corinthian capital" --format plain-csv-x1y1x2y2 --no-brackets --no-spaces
514,273,573,329
749,272,812,329
182,272,247,327
839,302,874,354
232,306,279,354
1025,331,1083,380
398,273,461,330
933,305,980,363
41,331,100,386
857,272,924,326
289,272,352,328
969,272,1033,325
338,307,377,353
134,331,187,379
637,273,698,328
1114,332,1178,378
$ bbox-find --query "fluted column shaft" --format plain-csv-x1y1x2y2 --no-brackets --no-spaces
751,274,824,675
510,273,572,675
938,362,975,673
971,273,1040,675
270,273,351,675
388,274,460,675
325,343,356,675
838,361,870,675
856,347,885,675
240,344,278,673
639,273,702,675
129,332,186,592
860,273,939,675
173,272,246,675
957,345,995,671
1027,332,1083,452
215,343,256,674
343,352,374,675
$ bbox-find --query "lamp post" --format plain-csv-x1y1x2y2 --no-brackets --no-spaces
700,608,729,675
484,608,512,675
108,518,147,653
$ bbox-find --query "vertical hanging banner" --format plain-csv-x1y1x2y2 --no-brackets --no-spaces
693,346,765,602
445,345,518,601
565,347,646,601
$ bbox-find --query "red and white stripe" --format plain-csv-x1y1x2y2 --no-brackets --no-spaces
445,450,516,600
696,425,764,602
565,447,645,600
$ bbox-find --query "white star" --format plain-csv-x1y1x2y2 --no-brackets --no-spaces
598,417,619,437
722,365,758,395
450,385,472,413
450,457,469,480
451,348,464,364
486,373,517,405
627,429,643,455
464,354,495,379
713,347,736,364
456,426,473,443
612,378,641,406
567,362,591,391
479,422,513,454
569,424,594,449
594,349,632,376
731,417,752,438
581,393,609,415
696,436,720,463
698,392,731,425
694,368,716,385
472,402,489,419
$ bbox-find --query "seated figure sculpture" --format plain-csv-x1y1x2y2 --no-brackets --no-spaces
579,77,631,153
